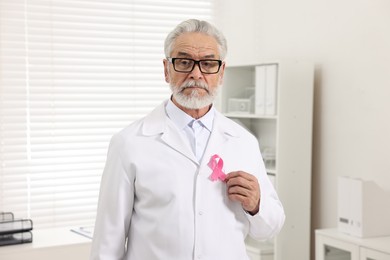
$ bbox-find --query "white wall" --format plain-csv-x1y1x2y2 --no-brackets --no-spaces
215,0,390,256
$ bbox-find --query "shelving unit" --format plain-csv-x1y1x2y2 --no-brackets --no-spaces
315,229,390,260
216,60,314,260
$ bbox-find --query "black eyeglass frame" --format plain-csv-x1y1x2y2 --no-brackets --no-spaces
167,57,223,74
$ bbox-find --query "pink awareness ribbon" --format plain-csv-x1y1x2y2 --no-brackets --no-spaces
208,154,226,181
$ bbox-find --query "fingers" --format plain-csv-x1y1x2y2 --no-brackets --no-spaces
225,171,260,215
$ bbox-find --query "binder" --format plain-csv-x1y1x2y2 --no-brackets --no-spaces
255,64,278,116
0,231,33,246
255,65,266,115
265,64,278,116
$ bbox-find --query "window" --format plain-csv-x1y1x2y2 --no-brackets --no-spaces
0,0,214,228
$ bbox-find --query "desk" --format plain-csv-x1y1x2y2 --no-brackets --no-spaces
0,228,91,260
315,229,390,260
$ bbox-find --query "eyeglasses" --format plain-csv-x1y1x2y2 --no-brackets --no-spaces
167,58,222,74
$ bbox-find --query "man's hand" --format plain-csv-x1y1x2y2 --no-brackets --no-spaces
225,171,260,215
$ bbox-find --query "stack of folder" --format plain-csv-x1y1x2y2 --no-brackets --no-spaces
0,212,33,246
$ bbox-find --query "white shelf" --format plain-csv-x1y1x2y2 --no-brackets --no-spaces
266,169,277,175
225,113,277,120
246,237,274,260
218,60,314,260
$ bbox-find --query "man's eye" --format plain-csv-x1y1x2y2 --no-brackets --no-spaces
202,61,217,67
179,60,190,65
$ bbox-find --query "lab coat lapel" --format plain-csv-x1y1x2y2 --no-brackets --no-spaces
142,101,198,164
161,124,198,164
201,111,240,166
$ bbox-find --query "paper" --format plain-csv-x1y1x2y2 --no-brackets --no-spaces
208,154,226,181
70,226,94,239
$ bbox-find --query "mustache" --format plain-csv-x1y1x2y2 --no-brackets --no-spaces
179,80,209,92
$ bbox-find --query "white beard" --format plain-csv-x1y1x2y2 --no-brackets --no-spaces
170,80,220,110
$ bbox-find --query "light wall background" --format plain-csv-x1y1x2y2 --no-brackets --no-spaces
214,0,390,256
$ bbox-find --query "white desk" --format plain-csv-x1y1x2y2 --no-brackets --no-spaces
315,229,390,260
0,228,91,260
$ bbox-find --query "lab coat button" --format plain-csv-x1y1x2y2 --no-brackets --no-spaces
198,211,203,215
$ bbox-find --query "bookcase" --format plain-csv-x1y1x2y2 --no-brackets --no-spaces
215,60,314,260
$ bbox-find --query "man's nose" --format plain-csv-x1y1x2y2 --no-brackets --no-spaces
188,63,203,79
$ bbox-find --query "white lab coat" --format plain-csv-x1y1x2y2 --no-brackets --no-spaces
90,100,285,260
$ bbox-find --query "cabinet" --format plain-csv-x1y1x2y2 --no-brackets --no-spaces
316,229,390,260
216,61,314,260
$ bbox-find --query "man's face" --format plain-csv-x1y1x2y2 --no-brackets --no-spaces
163,32,225,110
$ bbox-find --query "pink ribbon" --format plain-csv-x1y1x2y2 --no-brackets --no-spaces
208,154,226,181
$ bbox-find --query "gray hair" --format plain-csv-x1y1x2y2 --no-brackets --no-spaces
164,19,227,60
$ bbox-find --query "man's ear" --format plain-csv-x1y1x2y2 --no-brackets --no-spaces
163,59,170,83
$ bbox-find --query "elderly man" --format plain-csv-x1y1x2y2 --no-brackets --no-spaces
90,19,285,260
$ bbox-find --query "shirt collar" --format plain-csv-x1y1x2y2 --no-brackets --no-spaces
165,98,215,132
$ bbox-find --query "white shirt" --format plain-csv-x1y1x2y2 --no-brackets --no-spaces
90,100,285,260
165,99,214,162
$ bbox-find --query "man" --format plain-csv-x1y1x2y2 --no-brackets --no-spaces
90,19,285,260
